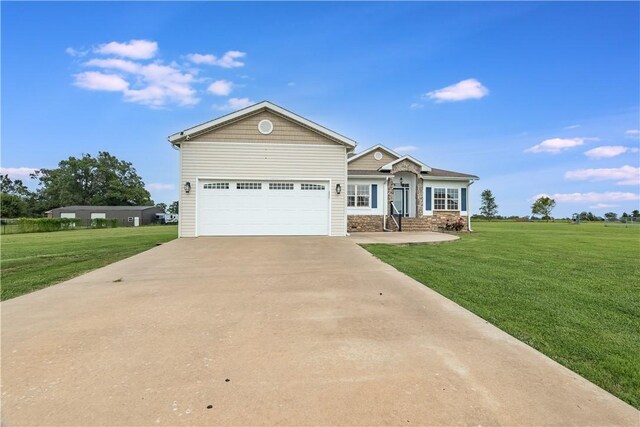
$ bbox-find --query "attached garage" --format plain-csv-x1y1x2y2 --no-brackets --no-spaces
169,101,356,237
196,180,330,236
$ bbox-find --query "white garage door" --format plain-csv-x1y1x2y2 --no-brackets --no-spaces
197,180,329,236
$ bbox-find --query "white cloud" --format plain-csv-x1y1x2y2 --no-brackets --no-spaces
207,80,233,96
0,167,38,179
186,53,216,64
565,165,640,186
425,78,489,102
84,58,141,73
186,51,246,68
564,124,581,129
215,97,256,111
216,51,246,68
95,39,158,59
409,103,424,109
146,183,175,191
584,145,638,159
394,145,419,153
79,59,198,107
65,47,87,57
525,137,591,154
589,203,619,209
73,71,130,91
532,192,639,203
625,129,640,135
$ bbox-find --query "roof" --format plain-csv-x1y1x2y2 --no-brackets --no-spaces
167,101,357,148
423,168,479,179
346,144,478,180
347,144,400,163
53,206,159,211
380,155,432,173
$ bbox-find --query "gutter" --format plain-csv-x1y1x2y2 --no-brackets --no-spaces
467,179,476,232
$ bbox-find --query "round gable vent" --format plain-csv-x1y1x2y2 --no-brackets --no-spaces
258,119,274,135
374,151,383,160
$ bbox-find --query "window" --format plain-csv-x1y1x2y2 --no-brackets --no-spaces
447,188,459,210
237,182,262,190
269,183,294,190
203,182,229,189
301,183,325,190
347,184,370,207
128,217,134,222
433,187,459,211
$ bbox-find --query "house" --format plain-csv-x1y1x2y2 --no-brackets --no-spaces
47,206,163,227
168,101,478,237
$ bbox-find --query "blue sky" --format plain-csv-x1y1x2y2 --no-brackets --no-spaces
3,2,639,216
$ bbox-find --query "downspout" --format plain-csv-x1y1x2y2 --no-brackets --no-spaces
467,180,474,232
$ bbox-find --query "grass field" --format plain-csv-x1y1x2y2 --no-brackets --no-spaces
364,221,640,408
1,225,178,300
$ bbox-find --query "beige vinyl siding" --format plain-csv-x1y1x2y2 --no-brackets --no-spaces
180,142,347,237
348,149,398,171
190,110,342,146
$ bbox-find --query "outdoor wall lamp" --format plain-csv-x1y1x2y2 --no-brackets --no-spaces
336,184,341,194
184,182,191,193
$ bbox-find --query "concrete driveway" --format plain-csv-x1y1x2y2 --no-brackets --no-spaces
2,237,637,425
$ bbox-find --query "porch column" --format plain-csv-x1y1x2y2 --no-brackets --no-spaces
387,177,394,213
416,176,423,216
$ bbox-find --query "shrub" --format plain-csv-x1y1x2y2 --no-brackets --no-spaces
15,217,81,233
91,218,118,228
445,217,466,232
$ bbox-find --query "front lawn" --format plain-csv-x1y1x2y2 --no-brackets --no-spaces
364,221,640,408
1,225,178,300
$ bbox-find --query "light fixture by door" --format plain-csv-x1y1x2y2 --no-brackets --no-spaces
184,182,191,193
336,184,341,194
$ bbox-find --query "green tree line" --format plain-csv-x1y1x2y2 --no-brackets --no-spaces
1,152,154,218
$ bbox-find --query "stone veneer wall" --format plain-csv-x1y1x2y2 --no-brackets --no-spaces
347,215,384,232
385,212,469,232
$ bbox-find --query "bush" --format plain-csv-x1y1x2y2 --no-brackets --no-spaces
445,217,466,232
91,218,118,228
15,217,81,233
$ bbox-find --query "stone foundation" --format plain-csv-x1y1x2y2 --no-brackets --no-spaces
347,215,384,232
385,212,469,232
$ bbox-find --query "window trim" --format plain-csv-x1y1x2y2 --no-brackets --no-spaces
347,184,371,208
432,187,460,211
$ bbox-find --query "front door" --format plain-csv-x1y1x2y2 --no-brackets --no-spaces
393,187,409,217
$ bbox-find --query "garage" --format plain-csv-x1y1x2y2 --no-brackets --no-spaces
196,180,330,236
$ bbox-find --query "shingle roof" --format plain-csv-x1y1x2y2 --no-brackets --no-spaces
422,168,479,179
54,206,158,211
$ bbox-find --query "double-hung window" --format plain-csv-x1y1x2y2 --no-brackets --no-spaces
347,184,370,207
433,187,459,211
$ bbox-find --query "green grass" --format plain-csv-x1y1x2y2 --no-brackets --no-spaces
364,221,640,408
1,225,178,300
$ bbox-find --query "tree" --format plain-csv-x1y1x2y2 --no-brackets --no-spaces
155,202,167,213
31,152,153,213
531,196,556,221
604,212,618,221
479,189,498,220
167,201,179,215
1,174,32,218
632,210,640,219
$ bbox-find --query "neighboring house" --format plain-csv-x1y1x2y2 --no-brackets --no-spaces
168,101,478,237
47,206,163,227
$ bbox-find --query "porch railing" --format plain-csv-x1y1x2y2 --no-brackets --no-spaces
389,201,402,232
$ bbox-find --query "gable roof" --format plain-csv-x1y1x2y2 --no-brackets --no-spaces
423,168,479,179
167,101,357,148
347,144,400,163
380,155,432,172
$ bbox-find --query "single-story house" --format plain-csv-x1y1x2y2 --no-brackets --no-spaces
168,101,478,237
47,206,163,226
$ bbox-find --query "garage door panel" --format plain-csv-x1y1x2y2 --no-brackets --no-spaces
197,180,329,236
